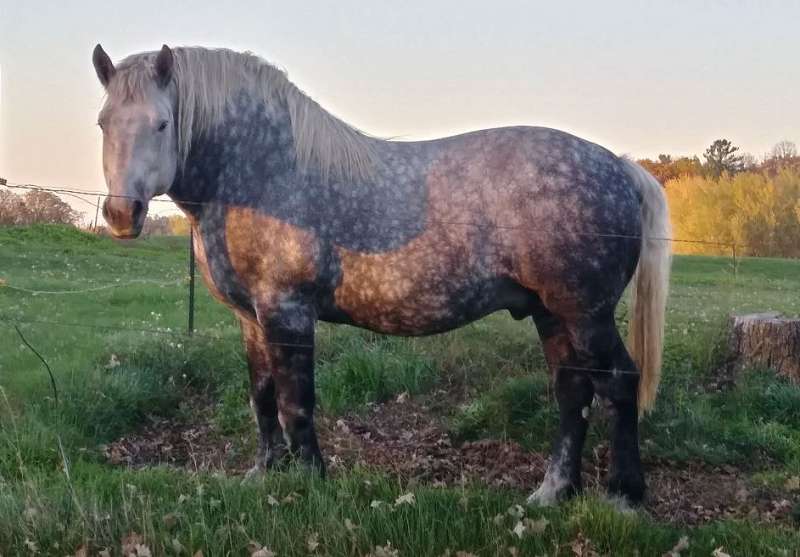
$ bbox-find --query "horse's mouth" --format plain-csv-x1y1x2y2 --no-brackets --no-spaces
103,197,147,239
109,226,143,240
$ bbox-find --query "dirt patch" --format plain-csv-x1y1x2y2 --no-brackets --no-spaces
102,398,245,472
645,461,796,525
104,394,798,527
318,402,549,490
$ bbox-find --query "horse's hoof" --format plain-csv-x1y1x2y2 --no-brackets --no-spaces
526,484,562,507
527,491,555,507
607,472,645,506
241,464,266,484
527,471,576,507
603,494,639,514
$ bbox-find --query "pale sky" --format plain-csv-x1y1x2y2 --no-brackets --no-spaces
1,1,798,218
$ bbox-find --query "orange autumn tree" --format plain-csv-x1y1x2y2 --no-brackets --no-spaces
637,155,703,185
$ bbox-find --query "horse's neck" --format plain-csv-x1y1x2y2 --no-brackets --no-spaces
170,96,433,235
172,97,298,207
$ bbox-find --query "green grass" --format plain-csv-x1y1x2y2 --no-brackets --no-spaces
2,225,800,554
642,371,800,469
450,375,558,452
1,466,798,556
316,333,438,415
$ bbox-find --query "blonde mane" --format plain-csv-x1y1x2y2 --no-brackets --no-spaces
109,47,377,181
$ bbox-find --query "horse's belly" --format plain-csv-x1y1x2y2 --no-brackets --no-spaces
329,282,499,336
329,240,531,335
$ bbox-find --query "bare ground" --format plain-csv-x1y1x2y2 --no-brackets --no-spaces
103,394,798,527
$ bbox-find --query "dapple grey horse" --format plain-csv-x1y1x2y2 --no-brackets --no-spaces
93,44,670,505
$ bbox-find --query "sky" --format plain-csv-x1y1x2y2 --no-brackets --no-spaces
1,0,799,219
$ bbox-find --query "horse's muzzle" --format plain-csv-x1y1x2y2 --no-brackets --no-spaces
102,197,146,239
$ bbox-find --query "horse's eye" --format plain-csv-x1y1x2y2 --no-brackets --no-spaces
157,120,169,132
97,121,104,131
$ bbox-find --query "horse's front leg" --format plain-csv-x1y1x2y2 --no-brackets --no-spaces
261,303,325,476
240,316,288,479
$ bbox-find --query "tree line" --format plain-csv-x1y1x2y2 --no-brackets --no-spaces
644,140,800,258
638,139,800,184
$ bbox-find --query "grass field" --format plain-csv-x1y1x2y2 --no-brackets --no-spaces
1,225,800,556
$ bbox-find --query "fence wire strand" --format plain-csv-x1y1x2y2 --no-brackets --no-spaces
0,180,750,251
0,315,318,351
0,278,184,296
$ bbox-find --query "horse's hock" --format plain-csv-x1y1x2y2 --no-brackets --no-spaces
723,312,800,382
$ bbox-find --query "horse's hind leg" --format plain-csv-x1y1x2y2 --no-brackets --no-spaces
594,328,645,505
239,317,288,478
527,310,595,505
546,315,646,506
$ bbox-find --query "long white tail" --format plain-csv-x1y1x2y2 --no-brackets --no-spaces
621,158,672,414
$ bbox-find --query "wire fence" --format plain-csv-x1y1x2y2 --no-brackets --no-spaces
0,179,753,250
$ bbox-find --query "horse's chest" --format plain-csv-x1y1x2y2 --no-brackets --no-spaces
191,225,242,310
224,208,320,306
193,208,320,315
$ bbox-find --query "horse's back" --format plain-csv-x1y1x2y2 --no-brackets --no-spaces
411,126,643,317
425,125,640,217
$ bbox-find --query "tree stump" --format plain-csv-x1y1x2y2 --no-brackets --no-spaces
723,312,800,383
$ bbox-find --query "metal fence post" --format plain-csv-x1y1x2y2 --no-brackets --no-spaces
188,228,196,335
93,196,101,232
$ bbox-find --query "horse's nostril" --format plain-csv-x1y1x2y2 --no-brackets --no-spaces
101,200,110,220
131,200,144,222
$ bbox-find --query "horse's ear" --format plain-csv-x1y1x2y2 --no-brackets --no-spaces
154,44,174,88
92,44,115,88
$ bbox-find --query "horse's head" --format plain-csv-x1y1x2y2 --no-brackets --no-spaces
93,44,178,239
